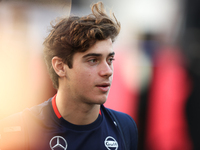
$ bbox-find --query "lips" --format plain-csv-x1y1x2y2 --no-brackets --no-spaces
96,83,110,92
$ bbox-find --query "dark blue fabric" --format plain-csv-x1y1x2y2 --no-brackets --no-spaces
105,108,138,150
0,97,138,150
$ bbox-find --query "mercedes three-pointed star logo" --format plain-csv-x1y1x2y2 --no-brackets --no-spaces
49,136,68,150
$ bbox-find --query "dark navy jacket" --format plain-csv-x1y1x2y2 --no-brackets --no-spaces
0,97,138,150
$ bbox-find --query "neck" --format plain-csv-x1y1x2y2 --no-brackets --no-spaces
55,91,100,125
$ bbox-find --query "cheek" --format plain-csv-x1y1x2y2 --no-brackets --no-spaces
81,72,92,84
71,65,96,88
74,70,93,85
74,73,94,95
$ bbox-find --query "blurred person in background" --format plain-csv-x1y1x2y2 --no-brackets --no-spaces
136,4,194,149
0,2,137,150
182,0,200,149
140,39,193,150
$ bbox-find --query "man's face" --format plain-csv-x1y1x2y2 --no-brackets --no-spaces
63,38,114,105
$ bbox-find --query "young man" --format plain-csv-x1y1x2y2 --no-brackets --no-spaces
0,2,138,150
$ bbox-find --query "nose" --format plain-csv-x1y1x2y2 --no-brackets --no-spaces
99,61,113,78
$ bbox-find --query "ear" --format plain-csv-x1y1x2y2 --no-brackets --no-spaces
52,56,66,77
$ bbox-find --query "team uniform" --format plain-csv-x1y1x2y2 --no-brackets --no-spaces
0,95,137,150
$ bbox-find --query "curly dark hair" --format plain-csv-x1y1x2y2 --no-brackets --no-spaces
43,1,121,89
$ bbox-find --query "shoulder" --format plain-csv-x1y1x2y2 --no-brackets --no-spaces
0,112,28,150
103,106,137,128
0,99,52,150
102,106,138,150
0,112,23,130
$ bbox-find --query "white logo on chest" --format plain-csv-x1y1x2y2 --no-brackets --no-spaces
104,136,118,150
49,136,67,150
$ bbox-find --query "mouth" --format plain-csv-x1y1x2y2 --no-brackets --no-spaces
96,83,110,92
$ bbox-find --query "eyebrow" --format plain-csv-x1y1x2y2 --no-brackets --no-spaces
83,52,115,58
109,52,115,57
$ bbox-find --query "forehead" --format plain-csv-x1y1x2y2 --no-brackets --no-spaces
72,38,114,62
89,38,112,50
81,38,113,56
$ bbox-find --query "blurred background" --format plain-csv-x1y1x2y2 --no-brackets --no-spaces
0,0,200,149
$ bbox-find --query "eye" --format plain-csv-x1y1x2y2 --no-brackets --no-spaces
88,58,99,65
107,58,115,64
89,59,97,63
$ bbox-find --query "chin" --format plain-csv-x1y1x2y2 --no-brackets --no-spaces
95,96,107,105
97,99,107,105
84,94,108,105
88,97,107,105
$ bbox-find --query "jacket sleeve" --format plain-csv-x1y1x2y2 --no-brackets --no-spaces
0,112,28,150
